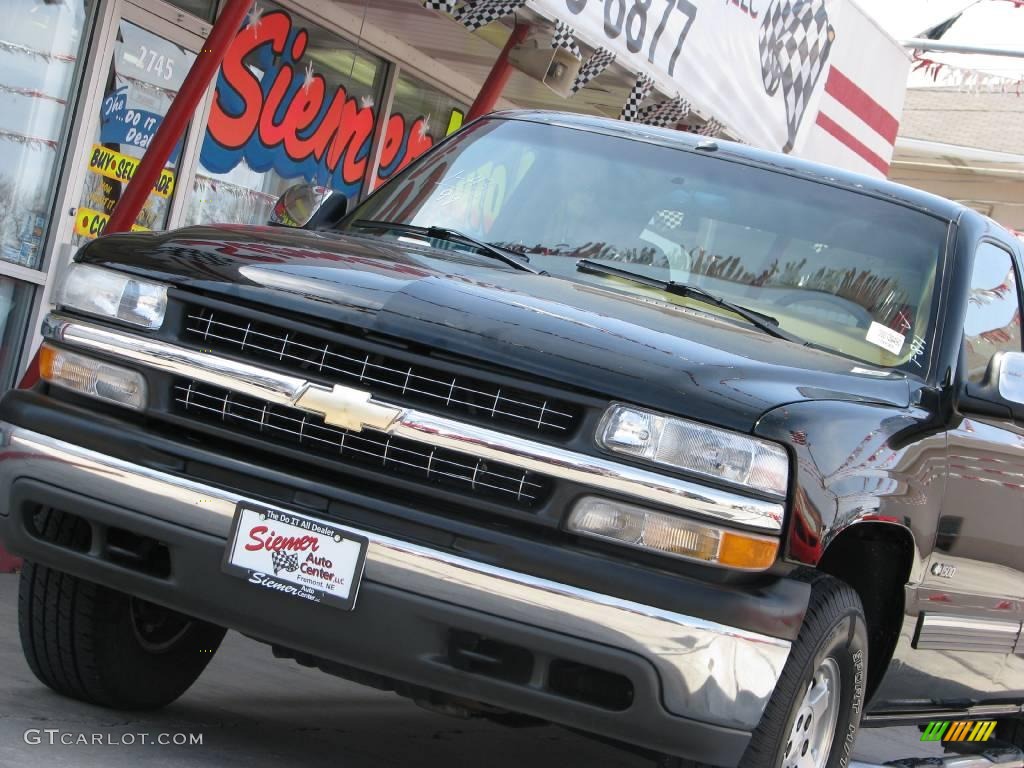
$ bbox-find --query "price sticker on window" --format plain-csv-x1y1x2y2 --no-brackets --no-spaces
866,321,905,356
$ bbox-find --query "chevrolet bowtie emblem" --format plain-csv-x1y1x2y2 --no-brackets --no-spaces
293,383,403,433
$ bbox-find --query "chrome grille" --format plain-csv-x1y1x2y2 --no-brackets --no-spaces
183,306,577,435
173,380,548,506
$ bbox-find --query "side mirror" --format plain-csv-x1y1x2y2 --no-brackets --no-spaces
268,184,348,230
996,351,1024,404
962,350,1024,420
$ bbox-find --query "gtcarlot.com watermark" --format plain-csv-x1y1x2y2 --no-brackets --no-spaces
24,729,203,746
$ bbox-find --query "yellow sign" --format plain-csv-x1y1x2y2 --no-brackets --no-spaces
86,144,175,197
73,207,149,240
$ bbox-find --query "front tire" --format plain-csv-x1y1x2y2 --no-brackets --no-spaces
18,508,227,710
744,572,868,768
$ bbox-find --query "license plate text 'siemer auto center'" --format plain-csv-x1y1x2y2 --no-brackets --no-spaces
223,503,368,611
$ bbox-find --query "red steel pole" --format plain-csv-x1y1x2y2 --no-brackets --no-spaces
0,0,251,574
465,22,531,122
104,0,251,233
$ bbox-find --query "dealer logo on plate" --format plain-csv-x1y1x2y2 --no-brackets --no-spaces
224,505,368,611
245,524,348,590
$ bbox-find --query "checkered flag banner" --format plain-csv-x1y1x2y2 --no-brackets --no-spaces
421,0,457,13
758,0,835,153
620,73,655,122
635,96,691,127
550,19,582,60
271,550,300,575
698,118,724,136
455,0,526,31
570,47,616,95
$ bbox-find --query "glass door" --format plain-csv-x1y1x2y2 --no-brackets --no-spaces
70,1,202,243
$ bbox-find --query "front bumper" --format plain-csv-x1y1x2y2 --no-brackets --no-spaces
0,424,791,764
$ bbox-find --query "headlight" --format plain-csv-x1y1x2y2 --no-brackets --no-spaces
567,496,778,569
597,404,788,497
57,263,168,329
39,344,147,411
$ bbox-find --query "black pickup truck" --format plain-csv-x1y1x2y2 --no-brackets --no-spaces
3,111,1024,768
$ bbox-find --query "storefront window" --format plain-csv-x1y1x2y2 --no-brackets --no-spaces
184,3,387,227
375,72,467,190
73,19,197,243
0,0,92,266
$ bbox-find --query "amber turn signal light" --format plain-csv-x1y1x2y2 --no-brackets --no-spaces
39,343,147,411
719,531,780,570
567,496,779,570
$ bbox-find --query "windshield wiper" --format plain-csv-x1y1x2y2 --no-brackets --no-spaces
576,259,804,343
348,220,540,274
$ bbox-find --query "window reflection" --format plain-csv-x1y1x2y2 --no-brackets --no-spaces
0,0,91,266
964,243,1022,382
350,120,948,370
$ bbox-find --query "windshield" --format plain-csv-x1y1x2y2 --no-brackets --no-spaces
343,118,949,372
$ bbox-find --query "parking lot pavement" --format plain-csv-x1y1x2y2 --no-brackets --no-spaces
0,574,942,767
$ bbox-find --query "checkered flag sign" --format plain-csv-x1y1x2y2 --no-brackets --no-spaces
570,47,616,95
655,209,685,230
421,0,457,13
620,73,655,122
455,0,526,31
635,96,691,128
271,550,300,575
550,19,582,60
698,118,724,137
758,0,835,152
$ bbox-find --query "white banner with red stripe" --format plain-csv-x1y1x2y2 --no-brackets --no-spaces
528,0,909,178
798,1,908,176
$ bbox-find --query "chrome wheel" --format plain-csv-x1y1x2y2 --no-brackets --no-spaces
783,657,841,768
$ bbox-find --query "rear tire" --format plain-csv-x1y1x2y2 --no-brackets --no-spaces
660,572,868,768
18,508,226,710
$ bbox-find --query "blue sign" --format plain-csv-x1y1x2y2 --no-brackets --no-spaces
100,85,182,163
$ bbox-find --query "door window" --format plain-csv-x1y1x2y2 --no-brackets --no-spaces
963,242,1023,383
72,19,197,242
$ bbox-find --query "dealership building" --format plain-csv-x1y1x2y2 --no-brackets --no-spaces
0,0,909,391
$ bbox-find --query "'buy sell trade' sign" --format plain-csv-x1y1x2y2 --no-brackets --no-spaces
87,144,176,197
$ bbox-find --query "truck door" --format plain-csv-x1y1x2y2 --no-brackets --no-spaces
923,240,1024,705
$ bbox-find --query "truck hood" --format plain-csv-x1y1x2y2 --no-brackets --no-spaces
78,225,912,432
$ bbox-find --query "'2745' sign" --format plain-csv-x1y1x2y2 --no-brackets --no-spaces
202,10,450,197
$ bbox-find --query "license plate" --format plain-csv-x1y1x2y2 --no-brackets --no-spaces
223,503,368,611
